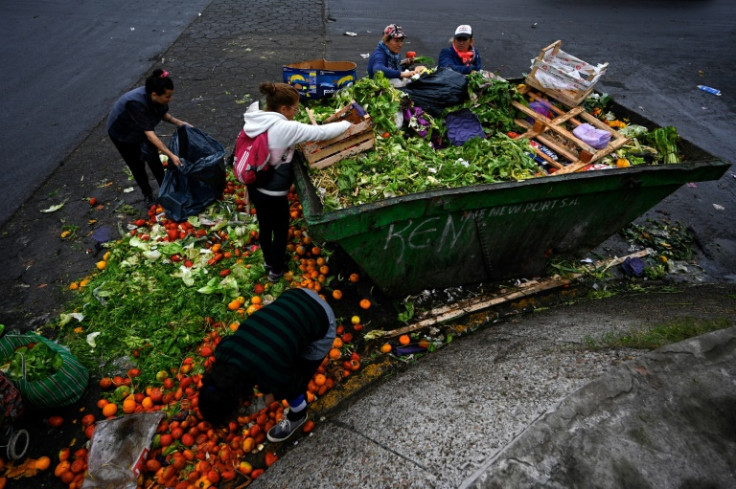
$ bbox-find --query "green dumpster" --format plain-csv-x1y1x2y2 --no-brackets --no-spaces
294,99,730,297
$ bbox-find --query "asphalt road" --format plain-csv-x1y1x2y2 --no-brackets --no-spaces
0,0,212,227
0,0,733,274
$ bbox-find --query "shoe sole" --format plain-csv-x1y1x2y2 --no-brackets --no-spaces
266,416,307,442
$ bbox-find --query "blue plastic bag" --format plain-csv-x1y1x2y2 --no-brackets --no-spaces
159,126,226,222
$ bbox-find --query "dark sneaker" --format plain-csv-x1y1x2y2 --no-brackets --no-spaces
267,413,307,442
268,270,284,282
144,194,158,209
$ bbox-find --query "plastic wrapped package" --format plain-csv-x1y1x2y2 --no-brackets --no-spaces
82,411,164,489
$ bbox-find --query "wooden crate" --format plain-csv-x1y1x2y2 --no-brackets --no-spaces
300,101,375,170
525,40,608,108
512,89,629,174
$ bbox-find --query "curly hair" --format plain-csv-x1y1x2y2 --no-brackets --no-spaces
198,362,254,427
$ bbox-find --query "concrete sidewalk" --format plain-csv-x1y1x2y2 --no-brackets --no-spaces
1,1,735,488
253,284,736,489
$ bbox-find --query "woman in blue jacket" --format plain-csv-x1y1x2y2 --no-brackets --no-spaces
367,24,421,82
438,25,482,75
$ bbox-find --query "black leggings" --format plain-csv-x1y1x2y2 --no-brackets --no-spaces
111,138,164,197
249,189,290,274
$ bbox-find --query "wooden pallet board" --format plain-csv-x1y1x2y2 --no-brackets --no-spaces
512,92,629,174
300,101,376,170
524,40,608,108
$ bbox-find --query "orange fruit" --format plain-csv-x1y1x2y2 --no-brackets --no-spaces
399,334,411,346
99,377,112,389
122,397,136,414
141,397,154,410
332,337,343,349
34,456,51,471
102,403,118,417
380,343,392,354
328,348,341,360
331,289,343,300
359,299,371,310
349,273,360,283
60,469,75,484
54,460,70,477
313,374,326,387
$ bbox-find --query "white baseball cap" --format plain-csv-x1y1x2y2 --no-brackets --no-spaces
454,25,472,38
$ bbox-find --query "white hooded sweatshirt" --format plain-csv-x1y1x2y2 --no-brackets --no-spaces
243,101,350,196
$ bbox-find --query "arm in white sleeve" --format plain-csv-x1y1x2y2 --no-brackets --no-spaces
274,120,351,148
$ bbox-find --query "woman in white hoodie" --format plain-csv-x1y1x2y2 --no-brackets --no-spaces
244,82,351,282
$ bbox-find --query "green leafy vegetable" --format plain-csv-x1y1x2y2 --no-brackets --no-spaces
646,126,681,164
1,342,63,381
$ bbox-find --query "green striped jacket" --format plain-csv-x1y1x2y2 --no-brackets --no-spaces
214,288,330,398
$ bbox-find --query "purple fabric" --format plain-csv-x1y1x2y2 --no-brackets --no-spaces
445,109,485,146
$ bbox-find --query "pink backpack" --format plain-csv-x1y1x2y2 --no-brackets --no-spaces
233,129,271,185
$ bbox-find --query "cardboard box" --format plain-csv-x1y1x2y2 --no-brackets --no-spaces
283,59,357,99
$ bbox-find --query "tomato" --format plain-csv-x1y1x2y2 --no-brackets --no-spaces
265,452,278,467
48,416,64,428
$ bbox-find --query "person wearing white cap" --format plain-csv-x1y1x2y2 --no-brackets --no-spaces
367,24,422,82
438,24,483,74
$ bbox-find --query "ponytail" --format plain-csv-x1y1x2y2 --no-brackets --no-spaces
145,69,174,95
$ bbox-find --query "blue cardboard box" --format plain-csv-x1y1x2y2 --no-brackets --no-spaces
283,59,357,99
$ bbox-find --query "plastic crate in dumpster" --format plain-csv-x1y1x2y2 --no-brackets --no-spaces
293,98,730,297
283,59,357,99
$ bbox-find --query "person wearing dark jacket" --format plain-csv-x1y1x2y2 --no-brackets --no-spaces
243,82,350,282
367,24,421,82
198,287,336,442
438,25,483,75
107,69,191,208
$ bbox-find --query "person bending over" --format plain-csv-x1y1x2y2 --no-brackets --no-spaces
198,287,336,442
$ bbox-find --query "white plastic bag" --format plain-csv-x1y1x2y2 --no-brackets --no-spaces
82,412,164,489
530,48,607,92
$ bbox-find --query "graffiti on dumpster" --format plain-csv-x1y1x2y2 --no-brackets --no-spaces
384,197,580,263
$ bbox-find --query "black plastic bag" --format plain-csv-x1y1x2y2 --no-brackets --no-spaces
158,126,226,222
399,68,469,117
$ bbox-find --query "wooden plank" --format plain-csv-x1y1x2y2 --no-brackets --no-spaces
301,119,374,164
379,250,650,339
533,146,564,169
310,139,375,170
553,161,590,175
514,118,580,162
307,133,374,162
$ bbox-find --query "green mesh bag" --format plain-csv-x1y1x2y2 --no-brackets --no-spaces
0,333,89,409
